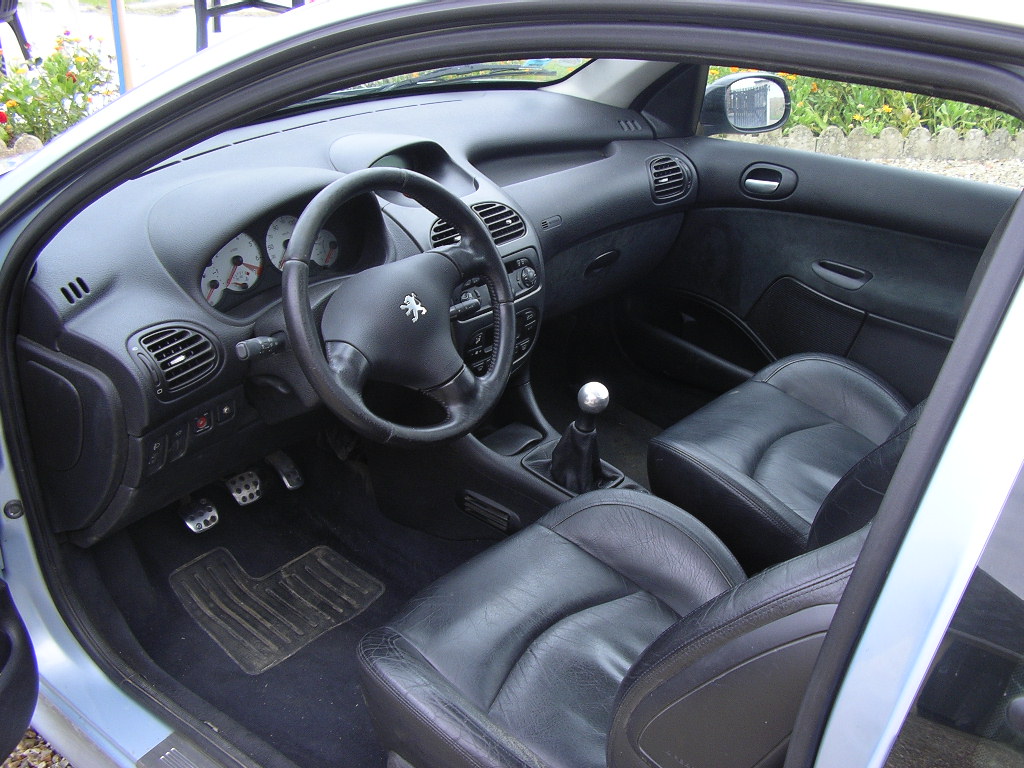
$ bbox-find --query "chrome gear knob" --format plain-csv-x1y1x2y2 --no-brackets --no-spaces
578,381,610,413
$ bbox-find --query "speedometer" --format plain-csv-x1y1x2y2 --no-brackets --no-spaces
266,216,338,269
201,233,264,306
265,215,297,270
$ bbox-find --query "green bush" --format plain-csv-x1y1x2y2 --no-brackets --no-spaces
708,66,1024,137
0,33,117,145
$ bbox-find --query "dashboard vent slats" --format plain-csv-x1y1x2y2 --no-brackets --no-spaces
60,276,91,305
429,218,461,248
649,156,692,202
430,202,527,248
138,326,218,396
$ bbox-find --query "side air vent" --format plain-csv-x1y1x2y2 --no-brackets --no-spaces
618,119,644,132
649,155,692,202
136,326,218,397
429,218,461,248
60,277,91,305
430,202,527,248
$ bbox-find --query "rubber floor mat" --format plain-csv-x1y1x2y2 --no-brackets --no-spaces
170,546,384,675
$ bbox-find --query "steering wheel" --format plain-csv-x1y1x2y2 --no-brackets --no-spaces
282,168,515,446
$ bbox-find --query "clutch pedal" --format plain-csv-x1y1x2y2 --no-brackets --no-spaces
225,470,262,505
179,497,219,533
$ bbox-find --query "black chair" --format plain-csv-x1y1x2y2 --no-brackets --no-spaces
194,0,304,51
0,0,32,64
358,489,866,768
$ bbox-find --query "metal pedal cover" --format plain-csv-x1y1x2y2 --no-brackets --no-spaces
225,470,262,505
265,450,304,490
179,498,219,534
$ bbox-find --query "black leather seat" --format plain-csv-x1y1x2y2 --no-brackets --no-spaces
648,353,917,572
358,488,865,768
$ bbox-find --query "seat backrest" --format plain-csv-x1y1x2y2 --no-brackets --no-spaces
607,527,866,768
805,401,924,551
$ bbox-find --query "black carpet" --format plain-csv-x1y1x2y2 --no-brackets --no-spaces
92,443,489,768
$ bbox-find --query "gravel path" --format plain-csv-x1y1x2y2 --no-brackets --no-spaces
3,732,72,768
876,158,1024,188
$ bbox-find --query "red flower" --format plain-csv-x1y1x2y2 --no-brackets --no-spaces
66,71,78,83
0,112,8,124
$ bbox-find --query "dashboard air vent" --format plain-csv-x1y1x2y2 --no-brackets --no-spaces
430,202,527,248
60,277,91,305
649,156,692,202
139,326,217,395
429,218,461,248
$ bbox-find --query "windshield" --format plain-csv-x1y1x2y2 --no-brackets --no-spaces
287,59,591,111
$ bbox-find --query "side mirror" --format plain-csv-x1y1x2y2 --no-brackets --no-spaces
699,72,791,135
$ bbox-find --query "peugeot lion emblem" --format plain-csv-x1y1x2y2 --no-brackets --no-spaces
400,292,428,323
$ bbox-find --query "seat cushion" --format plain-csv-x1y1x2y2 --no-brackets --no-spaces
648,353,908,572
358,490,744,768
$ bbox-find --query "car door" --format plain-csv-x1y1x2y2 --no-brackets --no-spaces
620,73,1018,406
0,575,37,760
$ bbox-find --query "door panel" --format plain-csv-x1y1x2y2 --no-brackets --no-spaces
0,578,37,761
628,137,1017,404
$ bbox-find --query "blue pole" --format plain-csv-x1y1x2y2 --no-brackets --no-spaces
108,0,127,93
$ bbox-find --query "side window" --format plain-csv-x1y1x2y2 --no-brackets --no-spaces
708,67,1024,189
884,474,1024,766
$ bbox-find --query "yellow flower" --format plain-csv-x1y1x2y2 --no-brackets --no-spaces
787,74,797,81
709,68,720,77
853,113,865,122
75,56,87,63
881,104,893,113
6,99,17,108
729,66,739,72
797,101,804,108
810,82,819,92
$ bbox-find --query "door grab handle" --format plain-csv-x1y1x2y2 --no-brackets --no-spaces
812,260,873,290
740,163,796,199
744,178,780,195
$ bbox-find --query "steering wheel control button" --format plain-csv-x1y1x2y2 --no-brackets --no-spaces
145,434,168,476
225,470,262,505
179,498,219,534
192,411,213,435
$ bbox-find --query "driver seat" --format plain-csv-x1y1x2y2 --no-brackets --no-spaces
358,489,864,768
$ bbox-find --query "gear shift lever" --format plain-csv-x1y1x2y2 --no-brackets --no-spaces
550,382,610,493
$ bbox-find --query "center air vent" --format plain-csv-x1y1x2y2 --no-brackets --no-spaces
649,155,693,202
430,202,527,248
134,325,218,398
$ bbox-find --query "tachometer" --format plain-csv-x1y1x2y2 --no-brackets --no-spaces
265,215,297,270
201,233,264,306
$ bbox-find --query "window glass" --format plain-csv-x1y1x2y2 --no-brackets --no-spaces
708,66,1024,189
884,472,1024,766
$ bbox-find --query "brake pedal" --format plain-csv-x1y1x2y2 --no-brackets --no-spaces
265,450,304,490
179,498,219,533
225,470,262,505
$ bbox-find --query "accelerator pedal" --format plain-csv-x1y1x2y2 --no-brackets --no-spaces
265,450,303,490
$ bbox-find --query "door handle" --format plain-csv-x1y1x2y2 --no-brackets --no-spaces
740,163,797,199
812,260,873,290
744,178,780,195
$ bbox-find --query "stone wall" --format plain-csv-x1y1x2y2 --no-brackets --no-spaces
726,124,1023,161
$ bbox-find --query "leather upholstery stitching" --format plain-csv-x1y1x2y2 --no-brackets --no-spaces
649,438,807,545
542,497,744,587
757,354,908,415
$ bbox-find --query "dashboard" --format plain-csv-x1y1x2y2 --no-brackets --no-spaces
18,88,698,545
